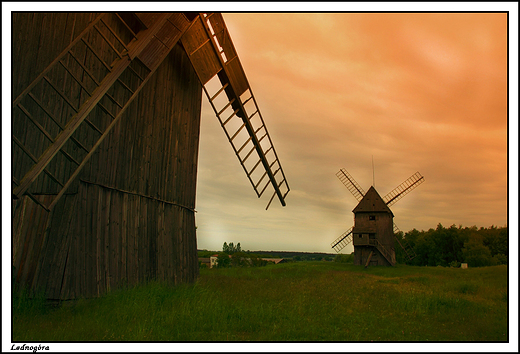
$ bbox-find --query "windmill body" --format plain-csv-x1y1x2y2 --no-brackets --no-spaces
331,169,424,266
12,13,289,299
352,186,395,266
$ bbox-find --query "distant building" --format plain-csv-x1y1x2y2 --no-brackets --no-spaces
210,255,220,268
262,258,286,264
199,258,211,268
200,255,286,268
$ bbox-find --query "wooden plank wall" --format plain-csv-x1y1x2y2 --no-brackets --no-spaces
12,13,202,299
12,13,99,194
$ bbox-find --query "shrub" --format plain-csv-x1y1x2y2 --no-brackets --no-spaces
449,260,461,268
216,253,231,268
462,240,494,267
249,256,268,267
231,252,250,267
493,254,507,265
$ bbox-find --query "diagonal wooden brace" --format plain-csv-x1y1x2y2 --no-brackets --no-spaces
13,14,172,200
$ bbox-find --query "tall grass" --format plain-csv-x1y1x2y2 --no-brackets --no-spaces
12,263,508,342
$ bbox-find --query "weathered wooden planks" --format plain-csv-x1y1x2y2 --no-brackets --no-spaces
13,13,202,299
180,16,222,85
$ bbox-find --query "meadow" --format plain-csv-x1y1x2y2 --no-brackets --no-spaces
12,262,508,342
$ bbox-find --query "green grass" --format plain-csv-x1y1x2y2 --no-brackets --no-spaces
12,262,508,342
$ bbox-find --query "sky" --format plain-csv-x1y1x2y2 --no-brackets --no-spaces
194,9,515,254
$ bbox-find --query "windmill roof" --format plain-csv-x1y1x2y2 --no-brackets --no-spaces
353,186,393,216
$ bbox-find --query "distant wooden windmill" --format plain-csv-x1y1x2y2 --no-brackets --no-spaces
12,12,289,299
331,168,423,266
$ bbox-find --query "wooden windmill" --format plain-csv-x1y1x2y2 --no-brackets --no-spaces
330,168,423,266
12,12,289,299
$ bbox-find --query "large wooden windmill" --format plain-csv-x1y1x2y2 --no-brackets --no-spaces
331,168,423,266
12,12,289,299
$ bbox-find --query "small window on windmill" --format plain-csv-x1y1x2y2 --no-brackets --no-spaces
369,233,376,240
369,215,375,221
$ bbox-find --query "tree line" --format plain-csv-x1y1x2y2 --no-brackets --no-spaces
199,224,508,268
395,224,507,267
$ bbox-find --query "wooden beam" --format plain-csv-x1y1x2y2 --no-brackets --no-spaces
13,14,172,200
364,250,374,268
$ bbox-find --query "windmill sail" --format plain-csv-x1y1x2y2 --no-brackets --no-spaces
331,227,353,253
336,168,366,201
181,13,289,209
383,172,424,207
393,224,417,261
12,13,192,211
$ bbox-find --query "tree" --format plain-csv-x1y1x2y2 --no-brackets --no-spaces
462,237,494,267
216,253,231,268
222,242,241,255
393,225,507,267
482,226,508,263
231,251,248,267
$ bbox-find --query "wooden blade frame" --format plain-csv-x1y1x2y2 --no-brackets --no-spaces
336,168,365,202
12,13,192,211
383,172,424,207
181,13,289,209
331,227,353,253
393,223,417,261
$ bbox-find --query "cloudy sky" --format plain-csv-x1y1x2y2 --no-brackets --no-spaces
194,8,515,254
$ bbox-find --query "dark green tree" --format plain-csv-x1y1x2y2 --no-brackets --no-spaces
231,251,248,267
462,237,495,267
222,241,241,254
216,253,231,268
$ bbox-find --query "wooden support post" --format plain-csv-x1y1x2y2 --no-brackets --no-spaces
365,250,374,268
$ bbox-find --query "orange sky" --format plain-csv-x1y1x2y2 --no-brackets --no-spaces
195,11,512,253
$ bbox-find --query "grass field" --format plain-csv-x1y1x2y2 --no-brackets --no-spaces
12,262,508,342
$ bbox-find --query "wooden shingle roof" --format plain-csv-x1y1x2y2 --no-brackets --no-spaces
352,186,393,216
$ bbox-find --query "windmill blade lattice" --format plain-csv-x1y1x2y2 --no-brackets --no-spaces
181,13,289,209
336,168,365,202
331,227,353,253
383,172,424,207
12,13,190,211
393,223,417,261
